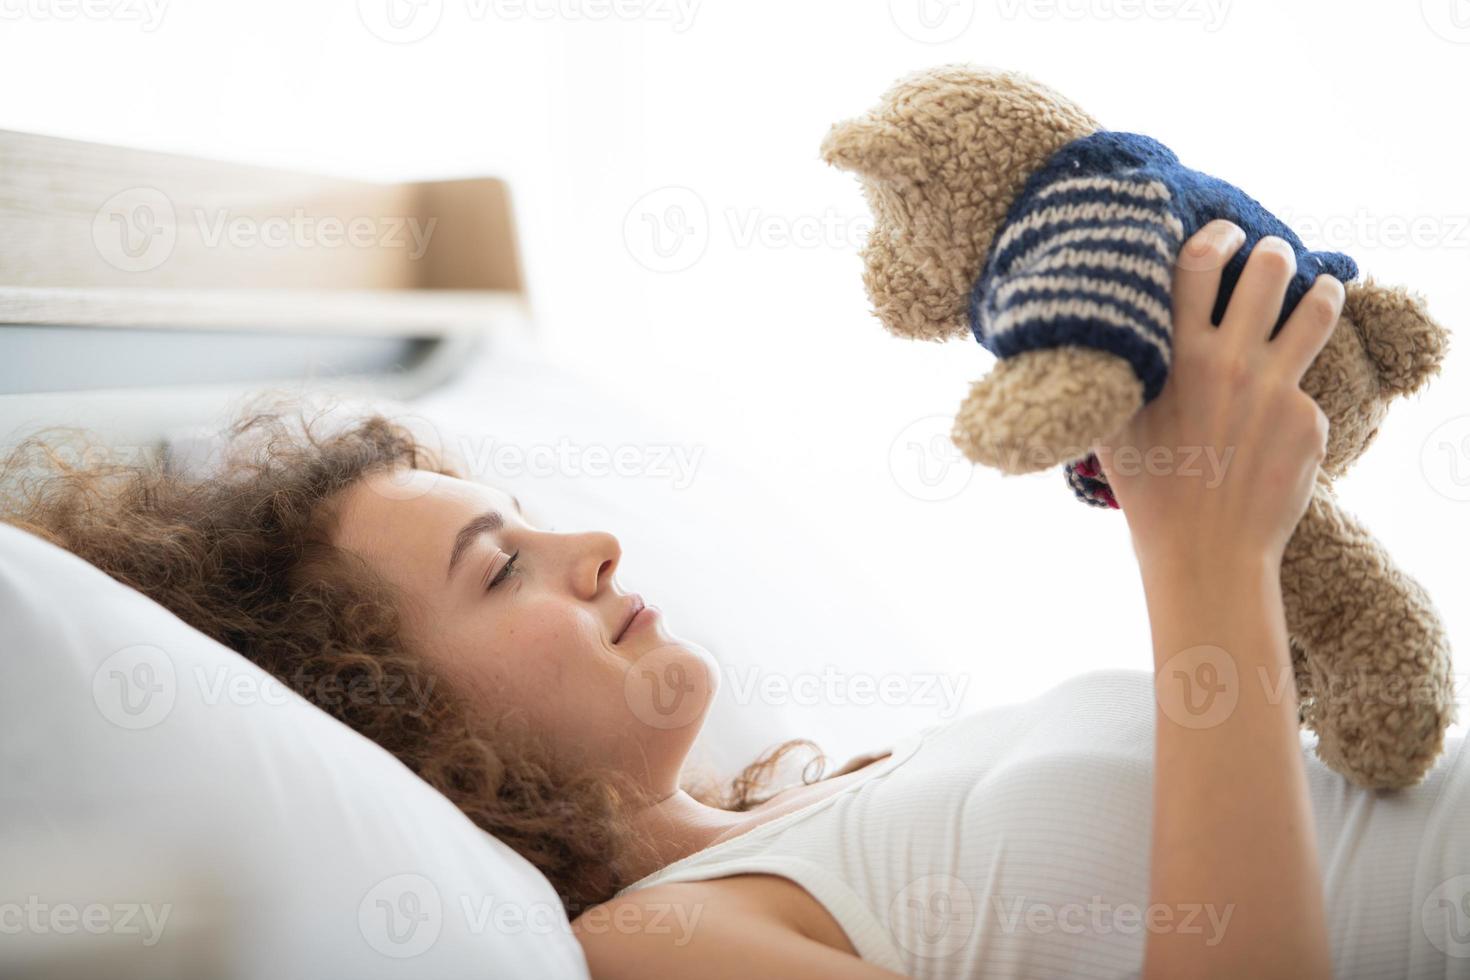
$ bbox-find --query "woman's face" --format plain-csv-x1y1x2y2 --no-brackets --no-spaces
330,467,718,792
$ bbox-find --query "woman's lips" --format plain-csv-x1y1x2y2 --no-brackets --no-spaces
614,596,658,644
625,603,658,639
613,595,644,644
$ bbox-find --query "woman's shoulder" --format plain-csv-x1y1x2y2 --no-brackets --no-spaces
580,872,825,921
574,873,872,972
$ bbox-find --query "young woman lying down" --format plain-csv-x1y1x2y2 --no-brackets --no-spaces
5,221,1464,979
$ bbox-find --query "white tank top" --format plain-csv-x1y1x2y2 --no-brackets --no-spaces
614,669,1470,979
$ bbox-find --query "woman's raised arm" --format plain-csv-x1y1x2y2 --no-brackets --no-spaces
1097,220,1340,979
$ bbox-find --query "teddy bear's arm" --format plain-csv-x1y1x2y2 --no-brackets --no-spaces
952,174,1185,476
971,173,1187,402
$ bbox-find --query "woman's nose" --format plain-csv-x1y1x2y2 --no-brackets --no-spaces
571,530,621,598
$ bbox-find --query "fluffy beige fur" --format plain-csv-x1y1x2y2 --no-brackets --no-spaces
822,64,1455,790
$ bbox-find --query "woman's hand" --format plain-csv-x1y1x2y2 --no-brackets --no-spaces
1110,220,1339,980
1094,219,1343,575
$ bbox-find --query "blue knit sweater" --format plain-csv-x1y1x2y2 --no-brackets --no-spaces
967,130,1358,507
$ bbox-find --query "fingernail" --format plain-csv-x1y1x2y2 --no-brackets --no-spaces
1214,222,1243,249
1187,221,1238,257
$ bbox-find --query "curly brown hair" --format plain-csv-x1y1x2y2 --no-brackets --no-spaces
0,396,828,916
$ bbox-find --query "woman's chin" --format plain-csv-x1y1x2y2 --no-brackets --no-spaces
618,638,719,733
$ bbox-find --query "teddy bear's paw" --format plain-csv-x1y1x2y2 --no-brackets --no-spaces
1312,685,1456,790
951,347,1142,474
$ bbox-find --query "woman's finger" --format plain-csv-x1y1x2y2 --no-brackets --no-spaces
1221,236,1297,346
1271,274,1345,385
1172,220,1245,335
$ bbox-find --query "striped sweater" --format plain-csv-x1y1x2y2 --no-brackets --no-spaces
968,131,1359,507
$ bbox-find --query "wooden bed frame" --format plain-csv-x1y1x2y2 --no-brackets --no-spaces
0,128,529,447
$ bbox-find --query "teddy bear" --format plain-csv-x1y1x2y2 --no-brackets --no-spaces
821,64,1455,791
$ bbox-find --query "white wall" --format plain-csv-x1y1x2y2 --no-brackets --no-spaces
4,0,1467,755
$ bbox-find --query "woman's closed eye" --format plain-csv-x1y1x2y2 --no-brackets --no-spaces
484,550,520,592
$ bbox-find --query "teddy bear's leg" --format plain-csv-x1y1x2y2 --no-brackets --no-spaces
1279,478,1457,789
950,347,1143,474
1288,637,1316,726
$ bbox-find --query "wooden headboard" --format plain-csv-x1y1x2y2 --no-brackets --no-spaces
0,128,530,447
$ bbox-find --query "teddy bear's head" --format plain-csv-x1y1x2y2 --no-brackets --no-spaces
820,64,1100,343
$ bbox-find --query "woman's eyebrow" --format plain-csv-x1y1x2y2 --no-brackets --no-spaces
446,510,504,581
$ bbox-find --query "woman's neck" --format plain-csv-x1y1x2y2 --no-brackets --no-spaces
619,789,758,885
617,749,896,887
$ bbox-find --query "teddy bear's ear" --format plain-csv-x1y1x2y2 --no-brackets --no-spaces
820,116,923,184
1344,279,1451,398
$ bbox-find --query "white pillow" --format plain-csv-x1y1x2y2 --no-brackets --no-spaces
0,522,590,980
